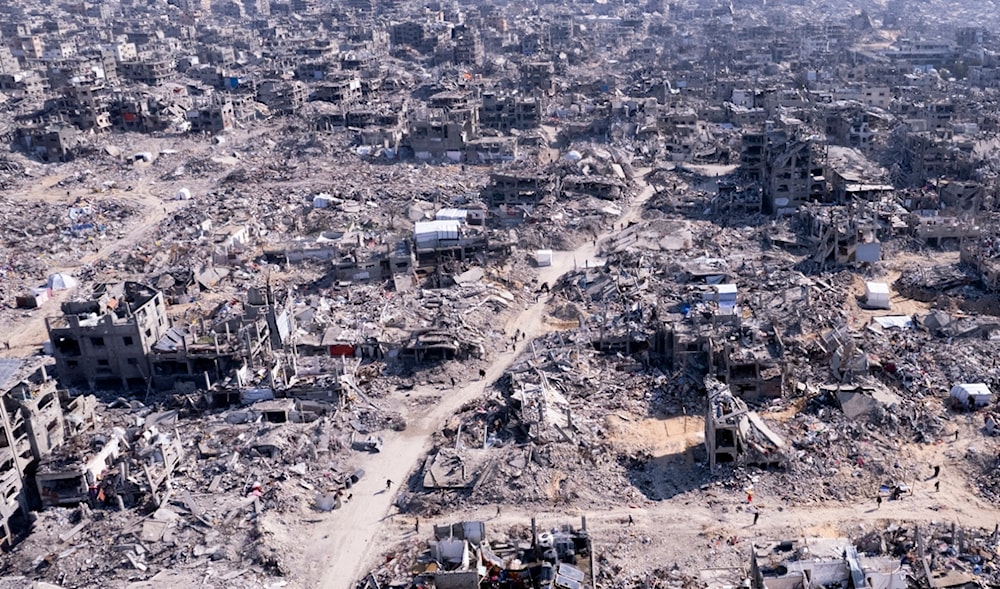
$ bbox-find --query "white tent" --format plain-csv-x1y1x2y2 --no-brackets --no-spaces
950,383,992,408
865,282,890,309
47,273,78,290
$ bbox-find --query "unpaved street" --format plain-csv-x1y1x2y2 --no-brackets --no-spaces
303,173,657,589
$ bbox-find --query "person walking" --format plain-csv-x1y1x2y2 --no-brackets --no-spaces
386,479,393,491
933,465,940,478
628,514,634,526
752,509,760,526
876,495,882,509
496,505,501,517
934,480,940,492
415,517,420,533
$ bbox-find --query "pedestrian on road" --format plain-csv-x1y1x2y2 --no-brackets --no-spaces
746,491,753,503
450,376,455,387
386,479,392,490
479,369,486,378
415,517,419,533
752,509,760,526
955,431,960,441
628,514,634,526
876,495,882,509
934,480,940,492
496,505,501,517
933,465,940,478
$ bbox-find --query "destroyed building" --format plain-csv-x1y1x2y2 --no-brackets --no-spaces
361,519,594,589
704,377,786,470
6,0,1000,587
0,360,95,550
742,126,828,215
46,282,170,391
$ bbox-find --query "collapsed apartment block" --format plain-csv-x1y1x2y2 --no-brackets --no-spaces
150,285,295,395
825,146,894,204
797,205,883,266
412,219,491,266
741,126,827,215
960,233,1000,292
36,405,181,512
750,538,908,589
46,282,170,391
422,367,582,492
117,60,175,87
406,91,481,161
257,80,307,116
0,362,37,550
360,519,594,589
704,377,786,470
186,97,235,134
46,282,295,394
479,91,543,132
482,171,554,221
16,126,81,163
718,320,786,402
0,360,96,549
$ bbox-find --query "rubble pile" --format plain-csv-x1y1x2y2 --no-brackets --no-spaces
0,195,142,307
0,392,381,587
5,0,1000,586
403,332,691,512
360,520,595,589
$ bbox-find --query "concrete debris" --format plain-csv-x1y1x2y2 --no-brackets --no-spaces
1,0,1000,588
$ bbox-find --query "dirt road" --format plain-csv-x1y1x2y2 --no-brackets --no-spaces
303,173,657,589
350,427,1000,585
0,178,175,359
302,168,1000,587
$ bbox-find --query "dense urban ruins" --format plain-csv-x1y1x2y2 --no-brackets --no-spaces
2,0,1000,588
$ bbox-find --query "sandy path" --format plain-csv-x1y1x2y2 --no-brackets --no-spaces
305,170,1000,586
362,426,1000,583
305,172,657,589
0,178,176,358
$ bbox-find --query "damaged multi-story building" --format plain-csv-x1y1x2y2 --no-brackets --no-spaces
46,282,171,391
0,360,95,549
45,282,296,394
741,124,828,215
704,377,786,470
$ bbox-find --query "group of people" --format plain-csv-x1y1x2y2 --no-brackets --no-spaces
876,464,942,508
